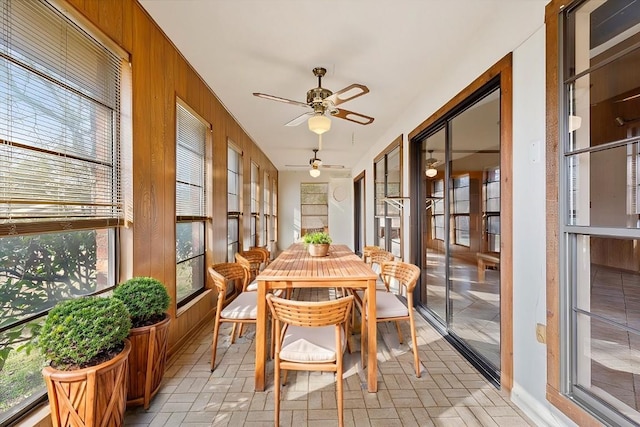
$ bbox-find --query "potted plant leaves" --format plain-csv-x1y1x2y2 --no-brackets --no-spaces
302,231,332,257
39,296,132,427
113,276,171,409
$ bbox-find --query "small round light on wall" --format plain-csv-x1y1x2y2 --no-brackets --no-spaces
309,167,321,178
308,114,331,135
425,168,438,178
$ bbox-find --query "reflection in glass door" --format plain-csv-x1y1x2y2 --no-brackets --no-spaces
417,85,502,380
421,127,447,322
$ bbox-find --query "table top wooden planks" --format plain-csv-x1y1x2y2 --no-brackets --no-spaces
257,243,377,285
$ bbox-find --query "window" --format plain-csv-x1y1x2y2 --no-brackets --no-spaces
272,176,278,247
431,179,445,240
374,140,402,257
176,101,208,305
250,162,259,247
483,168,500,252
300,183,328,234
0,0,127,423
227,144,242,261
559,2,640,424
452,175,470,246
263,172,270,246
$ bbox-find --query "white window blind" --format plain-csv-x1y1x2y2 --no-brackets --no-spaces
0,0,124,233
176,102,206,218
250,162,259,214
227,144,241,214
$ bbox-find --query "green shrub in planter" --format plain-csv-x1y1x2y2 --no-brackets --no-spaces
38,296,131,370
114,276,170,328
302,231,332,245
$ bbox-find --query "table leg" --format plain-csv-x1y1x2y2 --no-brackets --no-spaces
255,280,267,391
477,259,485,282
366,278,378,392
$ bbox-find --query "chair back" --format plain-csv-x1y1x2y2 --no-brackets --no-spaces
249,246,271,263
369,249,395,275
267,294,354,328
240,249,266,264
234,253,254,281
380,261,420,295
209,262,250,295
238,250,264,277
362,245,381,264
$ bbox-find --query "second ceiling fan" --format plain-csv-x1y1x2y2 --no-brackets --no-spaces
253,67,374,134
285,149,345,176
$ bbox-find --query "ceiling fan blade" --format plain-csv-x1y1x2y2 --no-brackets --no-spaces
614,93,640,103
332,108,374,125
284,111,313,127
253,92,310,108
326,83,370,106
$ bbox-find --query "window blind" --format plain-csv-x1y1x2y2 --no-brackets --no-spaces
227,144,241,213
176,102,206,218
0,0,123,233
250,162,259,214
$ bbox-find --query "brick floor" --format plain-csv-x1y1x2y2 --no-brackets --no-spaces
124,288,535,426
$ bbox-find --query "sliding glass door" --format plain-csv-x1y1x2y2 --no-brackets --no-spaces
416,83,502,380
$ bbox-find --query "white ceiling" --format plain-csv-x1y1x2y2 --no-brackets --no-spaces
138,0,548,172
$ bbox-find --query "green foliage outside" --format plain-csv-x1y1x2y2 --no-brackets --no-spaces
302,231,332,245
0,230,102,421
114,277,170,327
0,231,99,370
38,296,131,369
0,344,45,414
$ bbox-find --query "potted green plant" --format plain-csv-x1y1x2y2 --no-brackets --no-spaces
302,231,332,257
39,296,131,427
113,276,171,409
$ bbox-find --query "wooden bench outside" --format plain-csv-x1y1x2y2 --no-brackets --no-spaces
477,253,500,282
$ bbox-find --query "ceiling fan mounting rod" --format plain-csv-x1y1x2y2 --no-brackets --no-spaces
313,67,326,85
307,67,333,111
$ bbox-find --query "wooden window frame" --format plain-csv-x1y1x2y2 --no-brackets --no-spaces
373,136,404,258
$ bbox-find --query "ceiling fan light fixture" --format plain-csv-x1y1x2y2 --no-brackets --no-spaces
308,114,331,135
425,167,438,178
309,166,321,178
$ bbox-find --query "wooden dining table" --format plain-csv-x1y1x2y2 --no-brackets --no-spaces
255,243,379,392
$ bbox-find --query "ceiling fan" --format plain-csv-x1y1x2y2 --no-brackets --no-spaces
285,149,345,176
425,150,444,177
253,67,374,134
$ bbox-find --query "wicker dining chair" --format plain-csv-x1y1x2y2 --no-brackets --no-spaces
361,245,381,265
267,294,354,427
350,248,396,327
235,252,284,295
208,263,255,372
360,261,422,377
369,249,396,287
249,246,271,267
237,249,264,280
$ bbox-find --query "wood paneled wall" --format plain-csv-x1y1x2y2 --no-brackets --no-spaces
63,0,278,355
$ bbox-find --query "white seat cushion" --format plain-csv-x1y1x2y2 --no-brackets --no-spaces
221,292,258,319
374,291,408,318
372,263,381,275
246,280,284,297
279,325,344,363
246,279,258,291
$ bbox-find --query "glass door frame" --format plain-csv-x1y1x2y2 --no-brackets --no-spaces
408,54,514,390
